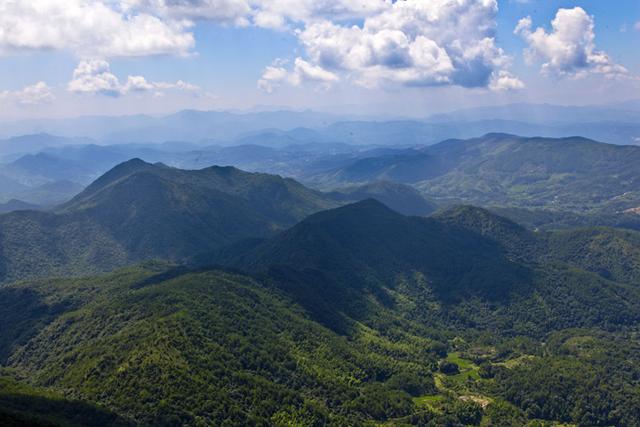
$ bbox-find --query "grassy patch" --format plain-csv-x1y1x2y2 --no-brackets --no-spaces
413,394,445,412
446,352,480,381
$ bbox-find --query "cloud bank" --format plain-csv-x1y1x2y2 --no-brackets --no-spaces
0,0,524,94
0,0,194,57
259,0,523,92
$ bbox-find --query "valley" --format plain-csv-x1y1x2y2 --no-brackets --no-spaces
1,109,640,427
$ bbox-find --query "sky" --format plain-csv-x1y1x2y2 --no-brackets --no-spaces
0,0,639,120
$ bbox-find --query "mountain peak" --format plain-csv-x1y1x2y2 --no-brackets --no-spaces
60,158,156,209
480,132,520,140
435,205,525,233
309,198,399,221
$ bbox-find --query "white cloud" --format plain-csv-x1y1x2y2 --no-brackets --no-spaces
515,7,628,78
0,82,55,106
250,0,389,30
125,0,389,30
259,0,523,92
122,0,253,25
0,0,392,59
635,21,640,32
68,59,200,96
67,60,122,96
489,71,526,91
258,58,338,92
0,0,194,57
0,0,526,96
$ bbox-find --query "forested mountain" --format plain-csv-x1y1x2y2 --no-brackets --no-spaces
3,200,640,425
0,161,438,284
10,132,640,218
312,133,640,215
0,160,337,283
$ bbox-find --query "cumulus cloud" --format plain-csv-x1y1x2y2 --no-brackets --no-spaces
124,0,388,29
0,0,194,57
67,60,122,96
259,0,523,92
515,7,628,78
121,0,253,25
0,82,55,106
258,58,338,92
489,71,526,91
68,60,200,96
0,0,390,59
0,0,525,95
250,0,389,29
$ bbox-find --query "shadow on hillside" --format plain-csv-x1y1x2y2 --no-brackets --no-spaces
0,392,131,427
0,288,71,364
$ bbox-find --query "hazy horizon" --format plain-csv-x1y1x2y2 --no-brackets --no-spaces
1,1,638,121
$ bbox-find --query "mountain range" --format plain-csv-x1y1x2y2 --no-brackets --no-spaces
2,197,640,425
2,103,640,146
312,133,640,216
0,160,435,283
3,127,640,425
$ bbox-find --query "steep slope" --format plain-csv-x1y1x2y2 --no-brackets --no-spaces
0,160,338,283
0,264,441,425
235,200,528,298
223,201,640,334
542,227,640,286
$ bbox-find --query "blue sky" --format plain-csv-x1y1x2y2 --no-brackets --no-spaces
0,0,638,120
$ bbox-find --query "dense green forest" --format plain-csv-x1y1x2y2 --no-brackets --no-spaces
3,199,640,425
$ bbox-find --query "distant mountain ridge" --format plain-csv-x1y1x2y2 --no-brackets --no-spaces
2,103,640,145
312,133,640,214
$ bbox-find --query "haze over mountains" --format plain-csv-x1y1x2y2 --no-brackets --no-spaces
1,102,639,147
312,133,640,215
4,129,640,228
3,104,640,425
4,0,640,419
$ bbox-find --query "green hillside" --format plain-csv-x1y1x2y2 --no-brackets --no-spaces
3,202,640,425
0,160,338,283
0,160,443,284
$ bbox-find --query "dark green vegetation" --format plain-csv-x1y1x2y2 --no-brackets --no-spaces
0,159,335,283
312,133,640,218
4,198,640,425
0,377,130,427
0,161,439,284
